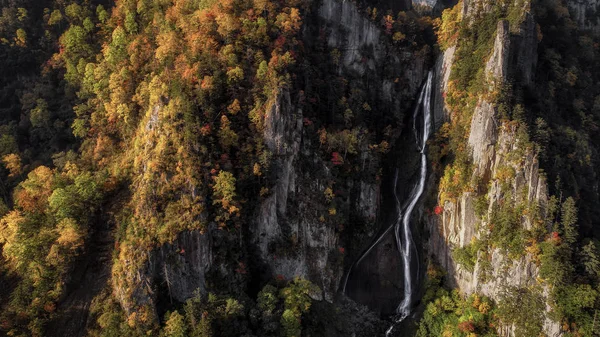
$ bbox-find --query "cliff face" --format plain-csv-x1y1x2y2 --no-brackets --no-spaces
567,0,600,32
318,0,425,90
252,0,426,303
252,88,347,301
427,1,561,335
432,45,455,128
115,230,214,310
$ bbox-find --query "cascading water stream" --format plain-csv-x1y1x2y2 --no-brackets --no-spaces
386,71,432,335
342,71,432,336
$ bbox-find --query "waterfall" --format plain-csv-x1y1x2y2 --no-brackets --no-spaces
386,71,432,335
341,71,432,334
341,71,432,335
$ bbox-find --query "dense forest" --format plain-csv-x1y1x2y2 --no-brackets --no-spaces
1,0,600,336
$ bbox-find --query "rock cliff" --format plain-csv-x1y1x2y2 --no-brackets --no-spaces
427,1,562,335
252,0,427,304
567,0,600,32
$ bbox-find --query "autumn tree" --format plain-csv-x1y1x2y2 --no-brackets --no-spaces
212,170,238,214
162,311,187,337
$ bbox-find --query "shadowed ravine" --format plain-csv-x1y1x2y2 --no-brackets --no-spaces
343,71,433,335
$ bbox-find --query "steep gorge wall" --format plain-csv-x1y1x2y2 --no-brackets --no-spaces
251,0,427,303
428,1,561,335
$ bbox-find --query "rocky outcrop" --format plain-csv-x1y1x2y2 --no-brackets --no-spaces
113,229,216,318
253,89,347,300
358,182,378,221
318,0,424,92
318,0,383,75
149,230,214,303
252,87,377,301
255,90,302,259
413,0,438,7
252,89,380,302
462,0,495,19
466,20,508,177
486,21,510,82
467,100,498,177
412,0,441,11
432,45,455,128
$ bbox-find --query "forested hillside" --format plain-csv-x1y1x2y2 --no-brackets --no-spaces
0,0,600,336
